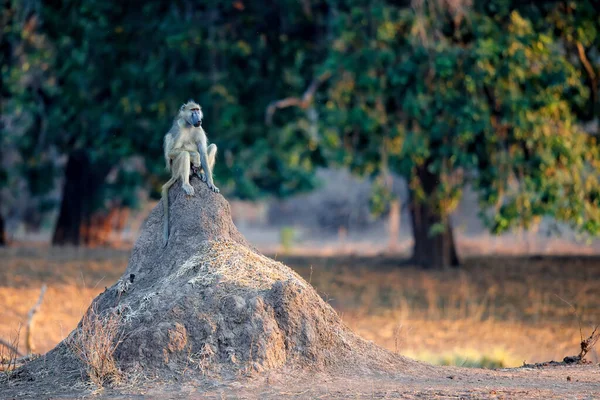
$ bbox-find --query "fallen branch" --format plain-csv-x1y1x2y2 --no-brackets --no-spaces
265,71,332,125
577,324,600,361
25,284,47,354
522,325,600,368
551,295,600,364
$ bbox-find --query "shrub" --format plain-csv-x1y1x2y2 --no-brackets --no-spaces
67,306,124,387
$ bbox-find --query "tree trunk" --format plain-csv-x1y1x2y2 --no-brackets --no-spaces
409,165,460,269
52,150,91,246
0,214,6,246
409,199,459,269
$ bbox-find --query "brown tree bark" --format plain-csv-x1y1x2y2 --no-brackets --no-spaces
51,150,91,246
0,214,6,246
409,165,460,269
409,200,459,269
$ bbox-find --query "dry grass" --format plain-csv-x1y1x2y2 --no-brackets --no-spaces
1,246,599,369
0,247,127,354
0,326,21,376
281,254,600,366
66,305,124,387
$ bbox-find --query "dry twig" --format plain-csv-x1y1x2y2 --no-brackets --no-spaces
26,284,47,354
554,295,600,363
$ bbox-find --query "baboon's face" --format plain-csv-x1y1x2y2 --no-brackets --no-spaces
181,102,203,127
189,107,202,127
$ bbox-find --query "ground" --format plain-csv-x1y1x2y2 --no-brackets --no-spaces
123,365,600,399
2,363,599,398
1,247,600,398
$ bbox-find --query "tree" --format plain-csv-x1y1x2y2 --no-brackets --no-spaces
6,0,330,245
137,1,330,199
38,1,153,245
544,1,600,133
317,0,600,268
1,0,59,245
6,0,600,259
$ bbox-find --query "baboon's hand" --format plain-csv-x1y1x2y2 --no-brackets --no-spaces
207,182,220,193
189,151,201,167
199,172,207,182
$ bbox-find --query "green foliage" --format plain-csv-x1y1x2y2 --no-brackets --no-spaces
1,1,60,214
322,0,600,237
2,0,600,248
117,0,329,200
2,0,329,229
368,176,395,217
543,1,600,123
407,348,521,369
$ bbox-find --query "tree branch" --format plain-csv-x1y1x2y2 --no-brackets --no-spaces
265,71,332,125
576,41,598,108
576,41,597,82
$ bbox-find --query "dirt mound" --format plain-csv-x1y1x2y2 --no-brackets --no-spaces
9,177,412,388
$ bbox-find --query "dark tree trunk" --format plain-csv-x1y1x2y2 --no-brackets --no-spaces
0,214,6,246
409,199,459,269
52,150,91,246
409,165,460,269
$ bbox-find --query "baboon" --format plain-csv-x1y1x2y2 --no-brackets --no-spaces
162,100,219,245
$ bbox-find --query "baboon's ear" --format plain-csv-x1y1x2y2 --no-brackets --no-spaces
180,104,186,112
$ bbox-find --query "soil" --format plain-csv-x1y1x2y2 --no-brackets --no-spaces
2,363,599,399
1,177,599,399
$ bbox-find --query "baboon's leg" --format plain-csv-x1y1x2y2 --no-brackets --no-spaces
207,144,217,171
173,151,194,196
189,151,201,168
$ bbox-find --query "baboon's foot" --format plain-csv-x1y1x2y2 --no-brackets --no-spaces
199,172,207,182
182,183,195,196
207,182,220,193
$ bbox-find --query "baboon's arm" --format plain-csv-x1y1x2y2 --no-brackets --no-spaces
197,132,219,193
163,133,175,170
168,149,188,159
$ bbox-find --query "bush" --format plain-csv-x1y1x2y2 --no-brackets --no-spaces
67,306,124,387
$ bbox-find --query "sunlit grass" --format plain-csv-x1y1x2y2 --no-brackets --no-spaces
404,348,522,369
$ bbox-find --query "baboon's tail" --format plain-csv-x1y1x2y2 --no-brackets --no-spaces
162,178,176,247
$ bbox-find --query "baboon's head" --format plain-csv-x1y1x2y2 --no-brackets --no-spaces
179,100,203,127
